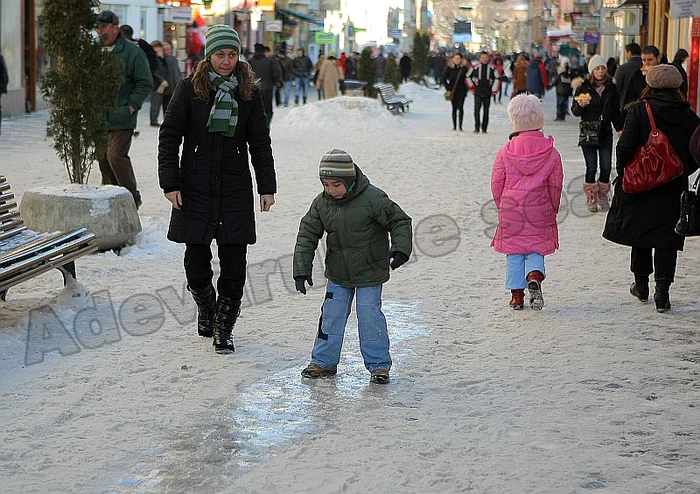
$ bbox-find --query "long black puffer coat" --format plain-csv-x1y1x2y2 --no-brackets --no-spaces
158,75,276,245
603,91,700,250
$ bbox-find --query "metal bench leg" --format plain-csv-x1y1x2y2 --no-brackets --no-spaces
58,261,77,286
0,289,6,301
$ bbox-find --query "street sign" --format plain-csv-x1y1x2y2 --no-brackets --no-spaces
266,20,283,33
315,32,335,44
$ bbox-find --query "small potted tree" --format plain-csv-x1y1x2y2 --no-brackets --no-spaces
19,0,142,251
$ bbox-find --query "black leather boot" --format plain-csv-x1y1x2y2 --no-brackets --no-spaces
213,296,241,354
654,280,671,313
188,284,216,337
630,275,649,302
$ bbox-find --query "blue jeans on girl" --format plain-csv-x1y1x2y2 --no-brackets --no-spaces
506,254,545,289
310,281,392,372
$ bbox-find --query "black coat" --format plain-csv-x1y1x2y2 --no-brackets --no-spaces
602,91,700,250
443,64,468,97
249,54,281,91
158,75,277,245
571,80,624,135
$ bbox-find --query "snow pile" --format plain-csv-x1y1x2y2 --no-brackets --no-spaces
398,81,443,102
277,96,404,131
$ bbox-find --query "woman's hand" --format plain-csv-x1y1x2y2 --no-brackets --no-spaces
165,190,182,210
260,194,275,212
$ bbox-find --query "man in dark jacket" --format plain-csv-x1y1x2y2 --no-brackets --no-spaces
277,49,294,107
467,52,497,134
0,51,8,135
249,43,281,126
552,62,572,121
613,42,642,112
292,48,313,105
97,11,153,209
148,40,169,126
671,48,689,99
162,42,183,115
399,53,412,83
620,45,661,119
526,54,549,99
375,52,387,82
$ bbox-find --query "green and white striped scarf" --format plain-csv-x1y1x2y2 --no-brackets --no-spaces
207,71,238,137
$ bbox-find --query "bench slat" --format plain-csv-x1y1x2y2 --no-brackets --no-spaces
0,229,91,267
1,209,21,223
0,191,15,205
0,242,98,292
0,234,97,280
0,218,25,236
0,201,17,214
0,225,27,242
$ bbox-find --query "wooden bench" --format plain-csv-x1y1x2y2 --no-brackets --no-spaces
0,175,98,301
373,83,413,113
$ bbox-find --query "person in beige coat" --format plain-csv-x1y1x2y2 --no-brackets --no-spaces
316,55,343,99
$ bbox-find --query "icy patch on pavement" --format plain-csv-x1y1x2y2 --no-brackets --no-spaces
231,298,430,466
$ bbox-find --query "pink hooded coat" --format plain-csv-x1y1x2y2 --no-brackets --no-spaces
490,131,564,255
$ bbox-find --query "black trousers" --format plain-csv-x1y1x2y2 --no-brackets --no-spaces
630,247,678,283
261,89,274,127
185,243,247,300
451,92,466,129
474,94,491,131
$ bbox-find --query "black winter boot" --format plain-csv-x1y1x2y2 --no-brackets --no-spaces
188,284,216,337
654,280,671,313
629,275,649,302
213,296,241,353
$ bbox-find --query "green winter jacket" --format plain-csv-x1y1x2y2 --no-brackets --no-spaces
104,34,153,131
293,167,412,288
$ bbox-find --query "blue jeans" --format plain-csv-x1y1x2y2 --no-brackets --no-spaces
310,281,391,372
556,96,569,120
582,133,613,183
283,81,293,106
506,254,545,290
295,76,309,104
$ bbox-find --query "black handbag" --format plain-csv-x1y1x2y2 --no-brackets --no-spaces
578,119,602,147
675,174,700,237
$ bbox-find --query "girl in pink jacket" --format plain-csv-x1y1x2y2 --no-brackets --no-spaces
491,94,564,310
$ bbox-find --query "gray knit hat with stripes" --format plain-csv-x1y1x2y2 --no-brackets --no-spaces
319,149,356,188
205,25,241,59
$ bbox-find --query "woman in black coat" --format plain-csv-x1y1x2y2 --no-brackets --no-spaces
443,53,469,131
571,56,624,213
158,25,276,353
603,65,699,312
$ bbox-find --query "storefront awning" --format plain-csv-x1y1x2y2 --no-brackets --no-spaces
277,7,323,26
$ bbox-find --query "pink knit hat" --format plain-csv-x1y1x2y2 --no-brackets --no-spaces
507,94,545,133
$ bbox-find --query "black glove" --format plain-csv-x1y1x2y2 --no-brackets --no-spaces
388,251,409,271
294,275,313,295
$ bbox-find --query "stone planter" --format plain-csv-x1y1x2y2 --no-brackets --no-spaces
19,184,142,251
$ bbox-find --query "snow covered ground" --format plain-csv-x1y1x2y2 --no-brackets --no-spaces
1,84,700,493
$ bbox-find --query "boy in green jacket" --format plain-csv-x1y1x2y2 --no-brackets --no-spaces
293,149,412,384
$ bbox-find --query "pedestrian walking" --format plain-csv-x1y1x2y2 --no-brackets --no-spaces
552,60,572,121
158,25,277,353
248,43,281,126
293,149,412,384
149,40,169,126
443,53,469,131
96,11,153,209
316,55,342,99
399,53,412,83
0,50,8,135
603,64,700,313
468,52,497,134
491,95,564,311
571,55,624,212
511,53,528,96
292,48,313,105
162,42,183,114
277,49,294,107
